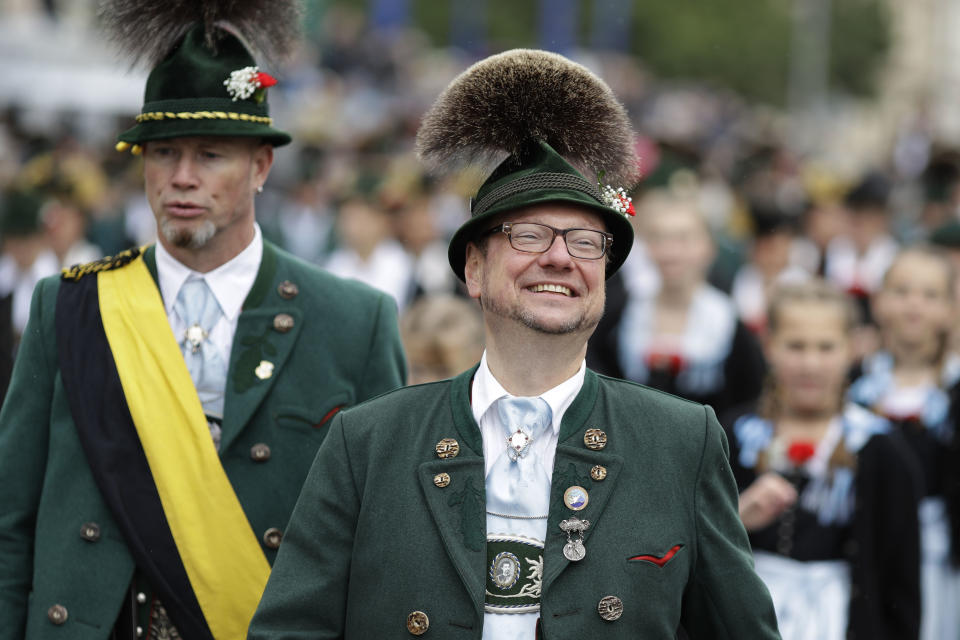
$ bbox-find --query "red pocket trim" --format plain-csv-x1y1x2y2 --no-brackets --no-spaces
628,544,683,567
314,405,344,428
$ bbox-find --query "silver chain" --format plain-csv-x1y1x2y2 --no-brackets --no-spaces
485,510,549,520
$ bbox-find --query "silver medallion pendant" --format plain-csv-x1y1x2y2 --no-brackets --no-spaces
506,428,533,461
184,323,208,354
563,539,586,562
559,517,590,562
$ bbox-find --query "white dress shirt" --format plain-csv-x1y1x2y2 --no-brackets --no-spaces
155,224,263,371
471,351,585,640
0,249,59,338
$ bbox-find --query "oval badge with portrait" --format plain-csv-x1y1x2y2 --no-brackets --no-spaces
490,551,521,590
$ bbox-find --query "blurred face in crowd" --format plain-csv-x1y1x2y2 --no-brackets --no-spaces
1,233,46,271
43,199,87,258
766,299,852,417
874,251,954,352
751,229,793,280
644,202,714,293
337,198,391,260
394,198,439,255
144,136,272,263
464,203,607,338
804,201,847,251
847,207,889,253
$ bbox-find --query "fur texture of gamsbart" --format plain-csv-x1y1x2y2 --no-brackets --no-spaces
416,49,639,186
98,0,302,68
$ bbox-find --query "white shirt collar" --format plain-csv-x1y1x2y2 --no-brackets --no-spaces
155,224,263,321
471,350,586,435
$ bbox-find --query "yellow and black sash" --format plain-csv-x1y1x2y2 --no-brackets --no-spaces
57,249,269,639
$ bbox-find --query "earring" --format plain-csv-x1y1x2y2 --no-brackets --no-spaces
257,185,264,194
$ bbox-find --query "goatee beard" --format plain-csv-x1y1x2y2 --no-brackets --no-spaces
161,218,216,249
481,296,602,335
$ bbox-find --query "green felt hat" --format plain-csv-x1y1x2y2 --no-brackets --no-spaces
447,139,635,282
116,25,291,150
930,220,960,248
0,190,43,238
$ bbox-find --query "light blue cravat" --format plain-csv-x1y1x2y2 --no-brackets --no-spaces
486,396,553,518
174,277,227,423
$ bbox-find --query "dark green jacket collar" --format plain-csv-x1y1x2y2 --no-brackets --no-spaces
141,240,279,310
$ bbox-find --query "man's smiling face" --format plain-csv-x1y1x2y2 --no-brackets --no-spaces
464,203,608,337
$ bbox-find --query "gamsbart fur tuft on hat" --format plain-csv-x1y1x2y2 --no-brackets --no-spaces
99,0,302,69
416,49,639,186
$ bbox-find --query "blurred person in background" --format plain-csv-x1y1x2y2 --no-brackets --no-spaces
392,174,461,300
17,141,109,266
0,188,58,342
401,294,484,384
0,2,406,638
324,176,415,312
848,246,960,640
0,188,56,399
596,189,766,416
793,167,850,276
824,171,899,325
725,279,921,640
730,202,811,336
258,146,336,265
913,152,960,244
41,189,102,269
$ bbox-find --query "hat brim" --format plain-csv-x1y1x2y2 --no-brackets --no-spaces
118,119,291,147
448,188,634,282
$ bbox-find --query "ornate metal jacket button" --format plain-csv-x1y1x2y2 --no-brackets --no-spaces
406,610,429,635
263,527,283,549
47,604,68,625
584,428,607,450
277,280,299,299
250,443,271,462
590,465,607,481
435,438,460,459
79,522,101,542
273,313,295,333
597,595,623,621
433,473,451,488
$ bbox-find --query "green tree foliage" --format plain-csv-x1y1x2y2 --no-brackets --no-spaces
629,0,791,104
829,0,890,97
329,0,890,106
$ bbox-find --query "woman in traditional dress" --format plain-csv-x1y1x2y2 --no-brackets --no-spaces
848,246,960,640
725,279,921,639
610,190,765,415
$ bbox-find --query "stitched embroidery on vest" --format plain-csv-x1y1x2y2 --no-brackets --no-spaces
448,477,484,551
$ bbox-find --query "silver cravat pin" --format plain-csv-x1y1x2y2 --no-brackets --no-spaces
184,323,208,354
506,428,533,461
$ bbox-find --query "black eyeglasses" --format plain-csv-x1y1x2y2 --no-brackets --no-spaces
482,222,613,259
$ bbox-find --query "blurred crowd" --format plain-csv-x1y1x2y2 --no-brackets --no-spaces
3,7,960,635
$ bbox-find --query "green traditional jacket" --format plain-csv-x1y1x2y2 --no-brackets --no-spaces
249,367,781,639
0,241,406,640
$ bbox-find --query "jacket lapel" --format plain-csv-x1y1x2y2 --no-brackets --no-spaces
543,445,624,593
418,456,487,615
417,368,487,615
220,242,300,451
538,371,626,594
